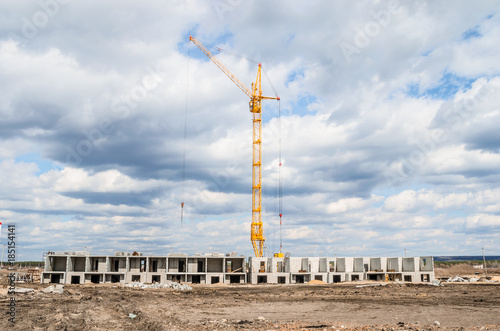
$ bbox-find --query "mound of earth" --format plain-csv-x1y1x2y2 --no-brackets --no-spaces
307,279,327,284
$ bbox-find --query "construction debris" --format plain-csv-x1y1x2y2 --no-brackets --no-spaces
42,285,64,294
28,269,41,283
125,282,192,291
446,276,498,283
12,272,34,283
356,283,388,288
13,288,34,293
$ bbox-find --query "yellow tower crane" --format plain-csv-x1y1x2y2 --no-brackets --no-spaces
189,36,279,257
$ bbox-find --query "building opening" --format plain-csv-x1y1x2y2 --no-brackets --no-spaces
152,261,158,272
179,260,185,272
295,275,304,284
197,261,204,272
333,275,341,283
131,275,140,282
257,275,267,284
111,274,120,283
192,275,201,284
388,273,401,281
278,276,286,284
71,276,80,284
368,274,382,281
404,275,412,282
351,275,360,281
152,275,161,283
114,260,119,272
314,275,323,281
211,276,220,284
230,275,240,284
50,274,61,283
90,275,100,284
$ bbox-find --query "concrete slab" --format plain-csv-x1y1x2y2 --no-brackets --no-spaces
42,285,64,293
13,288,35,293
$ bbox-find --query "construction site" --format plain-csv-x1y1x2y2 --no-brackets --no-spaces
2,261,500,330
2,35,500,330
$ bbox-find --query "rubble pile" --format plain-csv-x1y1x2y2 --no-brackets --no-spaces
125,281,192,290
446,276,497,283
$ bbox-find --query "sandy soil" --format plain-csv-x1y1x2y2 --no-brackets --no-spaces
1,280,499,331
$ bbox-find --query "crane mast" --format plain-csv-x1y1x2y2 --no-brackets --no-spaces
189,36,278,257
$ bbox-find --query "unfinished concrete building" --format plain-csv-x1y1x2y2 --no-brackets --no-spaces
248,256,434,284
247,256,290,284
43,252,434,285
328,256,434,282
42,252,246,285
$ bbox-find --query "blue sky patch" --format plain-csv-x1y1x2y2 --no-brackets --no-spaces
462,25,481,40
15,153,62,176
421,49,432,57
261,94,316,123
285,68,305,88
295,95,318,114
406,83,420,97
406,72,475,100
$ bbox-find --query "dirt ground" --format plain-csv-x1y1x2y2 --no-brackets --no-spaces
1,278,499,331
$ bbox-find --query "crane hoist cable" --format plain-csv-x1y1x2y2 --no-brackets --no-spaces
180,40,191,226
262,63,284,257
189,36,279,257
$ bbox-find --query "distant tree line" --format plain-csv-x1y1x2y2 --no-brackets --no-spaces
2,261,44,268
435,260,500,268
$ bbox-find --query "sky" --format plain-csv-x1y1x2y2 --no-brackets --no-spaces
1,0,500,261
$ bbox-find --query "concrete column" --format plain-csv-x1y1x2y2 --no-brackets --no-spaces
44,255,51,271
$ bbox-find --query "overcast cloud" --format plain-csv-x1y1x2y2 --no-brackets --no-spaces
1,0,500,260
